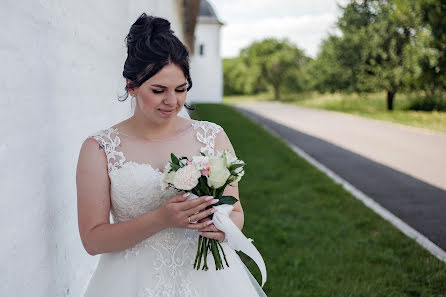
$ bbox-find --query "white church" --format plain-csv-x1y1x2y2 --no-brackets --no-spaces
188,0,224,104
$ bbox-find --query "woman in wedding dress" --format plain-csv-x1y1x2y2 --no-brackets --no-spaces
76,13,268,297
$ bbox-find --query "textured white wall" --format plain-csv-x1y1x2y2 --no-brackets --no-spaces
0,1,183,296
188,22,223,103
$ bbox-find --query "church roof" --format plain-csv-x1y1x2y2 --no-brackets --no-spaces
198,0,223,25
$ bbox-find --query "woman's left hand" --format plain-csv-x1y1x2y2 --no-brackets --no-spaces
196,217,226,242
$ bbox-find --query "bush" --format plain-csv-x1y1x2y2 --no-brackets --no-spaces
407,96,446,111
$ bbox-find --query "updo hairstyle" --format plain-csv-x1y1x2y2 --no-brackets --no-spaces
120,13,194,110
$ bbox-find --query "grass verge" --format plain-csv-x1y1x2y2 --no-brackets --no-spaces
192,103,446,297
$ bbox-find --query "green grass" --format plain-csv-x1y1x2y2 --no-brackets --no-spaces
224,92,446,134
191,103,446,297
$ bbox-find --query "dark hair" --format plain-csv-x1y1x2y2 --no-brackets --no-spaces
119,13,194,110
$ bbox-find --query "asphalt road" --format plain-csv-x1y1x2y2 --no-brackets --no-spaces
235,103,446,251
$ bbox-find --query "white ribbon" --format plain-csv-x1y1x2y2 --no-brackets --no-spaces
213,204,267,287
187,193,267,287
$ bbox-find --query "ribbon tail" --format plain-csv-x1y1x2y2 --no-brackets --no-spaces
212,206,267,287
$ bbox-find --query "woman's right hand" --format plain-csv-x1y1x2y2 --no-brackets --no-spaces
158,193,220,230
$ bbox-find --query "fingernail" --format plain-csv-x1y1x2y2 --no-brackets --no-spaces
212,199,219,204
205,196,214,201
183,193,190,198
211,207,217,213
206,220,213,225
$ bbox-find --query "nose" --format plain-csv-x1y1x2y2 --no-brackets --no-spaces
163,90,177,105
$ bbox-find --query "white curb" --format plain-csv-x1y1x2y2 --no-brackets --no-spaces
247,111,446,263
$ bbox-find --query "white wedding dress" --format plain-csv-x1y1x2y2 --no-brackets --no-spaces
82,119,268,297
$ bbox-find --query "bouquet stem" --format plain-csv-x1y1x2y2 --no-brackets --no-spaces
217,241,230,268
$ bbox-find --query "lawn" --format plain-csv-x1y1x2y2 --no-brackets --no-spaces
191,103,446,297
224,92,446,134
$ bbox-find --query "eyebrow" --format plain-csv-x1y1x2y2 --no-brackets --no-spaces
151,82,187,88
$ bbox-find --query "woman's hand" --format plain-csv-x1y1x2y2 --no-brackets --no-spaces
196,217,226,242
158,193,219,230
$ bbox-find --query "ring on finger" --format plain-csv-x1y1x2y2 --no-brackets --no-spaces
188,216,197,224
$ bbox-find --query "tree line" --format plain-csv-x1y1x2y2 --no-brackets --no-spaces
223,0,446,111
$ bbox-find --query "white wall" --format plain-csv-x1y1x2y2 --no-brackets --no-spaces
188,22,223,103
0,1,183,296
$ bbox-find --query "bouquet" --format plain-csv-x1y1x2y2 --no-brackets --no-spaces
160,150,245,271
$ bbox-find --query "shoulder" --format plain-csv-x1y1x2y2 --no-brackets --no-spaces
191,120,224,134
84,127,119,146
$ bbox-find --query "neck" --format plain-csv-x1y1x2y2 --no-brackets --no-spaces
129,110,182,139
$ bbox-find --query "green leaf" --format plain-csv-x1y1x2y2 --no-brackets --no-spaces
200,152,206,156
219,195,238,205
198,176,212,196
228,163,244,171
171,153,180,165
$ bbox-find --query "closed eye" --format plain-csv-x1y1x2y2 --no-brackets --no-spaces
151,89,186,94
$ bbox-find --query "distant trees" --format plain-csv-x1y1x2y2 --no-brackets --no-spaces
224,38,308,100
223,0,446,111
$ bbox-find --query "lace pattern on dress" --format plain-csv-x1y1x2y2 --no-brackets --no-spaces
86,121,224,297
192,121,223,155
88,127,125,174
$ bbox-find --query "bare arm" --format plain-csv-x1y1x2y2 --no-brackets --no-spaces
76,138,168,255
76,137,217,255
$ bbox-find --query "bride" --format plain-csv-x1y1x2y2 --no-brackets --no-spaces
76,12,268,297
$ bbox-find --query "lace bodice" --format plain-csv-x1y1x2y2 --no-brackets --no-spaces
85,120,225,296
83,120,268,297
87,120,223,223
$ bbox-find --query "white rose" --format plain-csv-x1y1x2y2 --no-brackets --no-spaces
207,156,231,188
173,164,201,190
232,170,244,183
191,155,210,170
222,150,237,167
179,158,188,167
160,169,176,190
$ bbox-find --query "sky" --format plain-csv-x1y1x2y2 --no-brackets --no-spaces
207,0,350,58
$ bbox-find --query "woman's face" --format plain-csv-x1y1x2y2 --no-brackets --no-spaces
130,63,187,122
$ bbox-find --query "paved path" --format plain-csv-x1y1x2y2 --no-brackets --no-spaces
236,102,446,191
235,103,446,251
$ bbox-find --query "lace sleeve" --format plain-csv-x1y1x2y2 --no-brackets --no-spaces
88,128,125,174
192,121,223,155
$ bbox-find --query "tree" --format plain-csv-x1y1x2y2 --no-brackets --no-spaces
240,38,307,100
337,0,419,110
417,0,446,93
308,33,369,93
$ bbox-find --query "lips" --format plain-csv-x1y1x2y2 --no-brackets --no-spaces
159,108,176,115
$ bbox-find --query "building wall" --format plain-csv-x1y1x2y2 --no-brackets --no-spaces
188,22,223,103
0,1,183,296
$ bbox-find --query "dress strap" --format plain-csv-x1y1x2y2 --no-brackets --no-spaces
192,120,223,156
88,127,126,173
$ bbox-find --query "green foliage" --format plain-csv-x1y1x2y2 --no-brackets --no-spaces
223,38,309,99
241,38,308,100
408,95,446,111
416,0,446,92
222,0,446,110
307,34,369,93
223,57,266,95
308,0,445,110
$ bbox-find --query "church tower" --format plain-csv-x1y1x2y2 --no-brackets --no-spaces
187,0,224,103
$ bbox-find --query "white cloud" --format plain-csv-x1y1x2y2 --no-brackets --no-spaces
221,14,338,58
207,0,350,58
